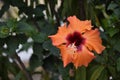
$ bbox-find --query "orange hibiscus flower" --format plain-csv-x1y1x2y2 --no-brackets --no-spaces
49,16,105,68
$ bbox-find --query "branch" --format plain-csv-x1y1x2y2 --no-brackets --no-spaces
48,0,60,26
14,53,33,80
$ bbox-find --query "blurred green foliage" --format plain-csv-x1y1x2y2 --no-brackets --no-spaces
0,0,120,80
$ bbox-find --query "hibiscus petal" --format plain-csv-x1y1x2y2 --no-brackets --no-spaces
49,24,70,46
67,16,92,33
73,45,95,68
58,45,75,67
83,29,105,54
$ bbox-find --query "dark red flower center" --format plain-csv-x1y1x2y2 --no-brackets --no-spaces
66,31,85,51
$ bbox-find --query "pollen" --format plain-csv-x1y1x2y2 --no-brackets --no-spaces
66,31,85,51
67,43,77,53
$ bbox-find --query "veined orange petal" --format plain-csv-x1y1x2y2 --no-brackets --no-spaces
83,29,105,54
73,45,95,68
49,15,105,68
49,24,71,46
67,16,92,33
58,45,74,67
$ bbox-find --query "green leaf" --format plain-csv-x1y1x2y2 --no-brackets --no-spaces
107,27,119,37
101,19,110,29
7,19,16,27
87,65,99,78
58,61,70,80
32,32,47,43
75,66,86,80
6,36,19,54
98,69,108,80
43,40,60,56
42,55,58,72
5,34,27,55
117,58,120,72
37,20,56,35
32,42,43,66
90,65,104,80
16,34,28,44
113,39,120,52
33,42,43,55
107,2,118,10
6,19,17,32
29,54,43,71
16,22,36,36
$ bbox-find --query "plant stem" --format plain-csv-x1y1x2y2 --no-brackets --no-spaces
14,53,33,80
48,0,60,26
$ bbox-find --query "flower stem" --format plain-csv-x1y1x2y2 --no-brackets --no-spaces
15,53,33,80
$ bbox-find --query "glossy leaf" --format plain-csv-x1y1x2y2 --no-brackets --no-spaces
90,65,104,80
0,0,120,80
75,66,86,80
117,58,120,72
32,32,47,43
98,69,108,80
43,40,60,56
16,22,36,36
